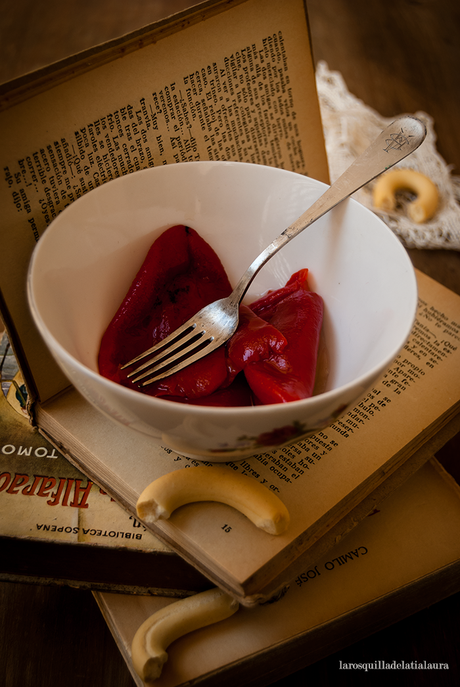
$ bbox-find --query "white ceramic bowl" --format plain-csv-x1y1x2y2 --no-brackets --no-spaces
28,161,417,460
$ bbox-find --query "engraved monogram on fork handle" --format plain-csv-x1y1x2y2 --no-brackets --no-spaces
123,115,426,385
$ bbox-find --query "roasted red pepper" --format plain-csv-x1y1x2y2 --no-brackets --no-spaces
98,225,232,399
243,269,324,404
167,374,255,407
98,227,324,406
226,305,288,380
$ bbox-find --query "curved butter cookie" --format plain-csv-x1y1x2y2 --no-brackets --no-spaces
136,465,290,535
132,587,239,682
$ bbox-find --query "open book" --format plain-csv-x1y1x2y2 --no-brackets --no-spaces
1,0,459,605
0,0,328,408
24,269,460,605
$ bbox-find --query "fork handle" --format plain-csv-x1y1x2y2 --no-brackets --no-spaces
231,115,426,303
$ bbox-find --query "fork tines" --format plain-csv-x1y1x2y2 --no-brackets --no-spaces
121,322,214,385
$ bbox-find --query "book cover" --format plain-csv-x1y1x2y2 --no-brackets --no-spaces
0,331,210,595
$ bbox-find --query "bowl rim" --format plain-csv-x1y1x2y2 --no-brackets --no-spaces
27,160,419,417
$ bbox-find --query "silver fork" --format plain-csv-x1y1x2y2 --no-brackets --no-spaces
122,115,426,386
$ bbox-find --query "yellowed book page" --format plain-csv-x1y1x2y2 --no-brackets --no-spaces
95,459,460,687
0,0,327,404
38,268,460,600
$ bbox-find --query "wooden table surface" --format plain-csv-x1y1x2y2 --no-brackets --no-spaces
1,1,459,685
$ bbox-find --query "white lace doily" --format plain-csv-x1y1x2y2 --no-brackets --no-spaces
315,61,460,250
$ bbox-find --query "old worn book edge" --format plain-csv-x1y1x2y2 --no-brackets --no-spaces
0,0,249,109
